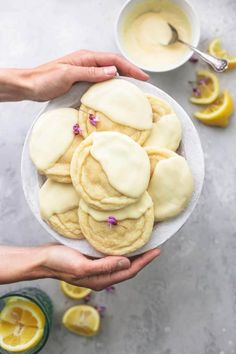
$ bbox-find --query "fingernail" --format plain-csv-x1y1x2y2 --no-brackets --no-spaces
103,66,117,76
117,259,130,270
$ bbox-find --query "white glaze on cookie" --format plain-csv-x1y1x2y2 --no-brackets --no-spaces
148,155,194,221
90,132,150,198
81,79,152,130
80,191,153,221
30,108,79,170
144,113,182,151
39,179,80,219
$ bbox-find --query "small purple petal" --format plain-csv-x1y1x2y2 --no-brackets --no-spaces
197,77,210,85
89,113,99,127
83,294,92,303
107,216,118,226
105,285,116,294
192,87,201,97
73,123,82,135
189,55,199,64
95,305,106,317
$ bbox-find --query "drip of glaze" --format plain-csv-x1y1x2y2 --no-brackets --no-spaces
148,155,194,221
30,108,79,170
39,179,80,219
80,192,153,221
144,113,182,151
90,132,150,198
81,79,152,130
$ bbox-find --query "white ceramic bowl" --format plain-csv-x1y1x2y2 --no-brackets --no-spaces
21,77,204,258
116,0,200,72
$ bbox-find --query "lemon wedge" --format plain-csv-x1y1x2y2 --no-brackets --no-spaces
60,281,92,300
194,91,234,127
209,38,236,70
0,298,45,352
62,305,100,337
190,70,220,104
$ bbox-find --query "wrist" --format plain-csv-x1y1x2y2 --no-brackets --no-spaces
0,68,34,101
0,245,51,284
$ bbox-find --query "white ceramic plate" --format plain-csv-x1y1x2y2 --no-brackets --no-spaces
21,77,204,258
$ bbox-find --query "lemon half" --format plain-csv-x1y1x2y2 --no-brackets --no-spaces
209,38,236,71
194,91,234,127
0,298,45,352
60,282,91,300
190,70,220,105
62,305,100,337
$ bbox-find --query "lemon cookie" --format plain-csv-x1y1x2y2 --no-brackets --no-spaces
78,79,152,145
146,94,174,122
30,108,83,183
70,131,150,211
144,95,182,151
78,192,154,255
39,179,83,239
146,147,194,221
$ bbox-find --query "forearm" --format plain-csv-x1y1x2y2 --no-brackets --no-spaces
0,68,33,102
0,245,49,284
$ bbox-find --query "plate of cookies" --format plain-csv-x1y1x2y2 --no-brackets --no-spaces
21,77,204,257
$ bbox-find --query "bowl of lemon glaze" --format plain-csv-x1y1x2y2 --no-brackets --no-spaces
116,0,200,72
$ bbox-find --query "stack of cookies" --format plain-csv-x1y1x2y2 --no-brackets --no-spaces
29,79,193,255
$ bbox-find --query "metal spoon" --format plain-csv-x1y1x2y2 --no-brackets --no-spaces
167,23,228,72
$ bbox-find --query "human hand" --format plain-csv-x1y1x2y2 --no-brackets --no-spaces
0,50,149,102
0,244,160,290
24,50,149,101
40,244,160,290
0,244,160,288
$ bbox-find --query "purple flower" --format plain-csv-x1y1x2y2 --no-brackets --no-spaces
105,285,116,294
192,87,201,97
73,123,82,135
95,305,106,317
107,216,118,227
89,113,99,127
189,55,199,64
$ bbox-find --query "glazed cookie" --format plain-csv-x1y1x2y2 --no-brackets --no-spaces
144,94,182,151
146,147,194,221
30,108,83,183
146,94,174,122
78,192,154,255
78,79,152,145
39,179,83,239
70,131,150,211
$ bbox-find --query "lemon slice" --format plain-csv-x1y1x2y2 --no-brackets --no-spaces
209,38,236,70
0,298,45,328
62,305,100,337
0,299,45,352
194,91,234,127
60,281,92,300
190,70,220,104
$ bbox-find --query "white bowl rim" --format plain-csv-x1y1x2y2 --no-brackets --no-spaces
21,77,205,258
115,0,201,73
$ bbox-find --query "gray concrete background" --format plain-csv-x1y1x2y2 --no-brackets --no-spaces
0,0,236,353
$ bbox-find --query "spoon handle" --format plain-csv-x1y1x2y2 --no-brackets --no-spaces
179,40,228,72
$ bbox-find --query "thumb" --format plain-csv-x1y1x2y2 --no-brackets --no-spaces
69,65,117,83
85,256,131,276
